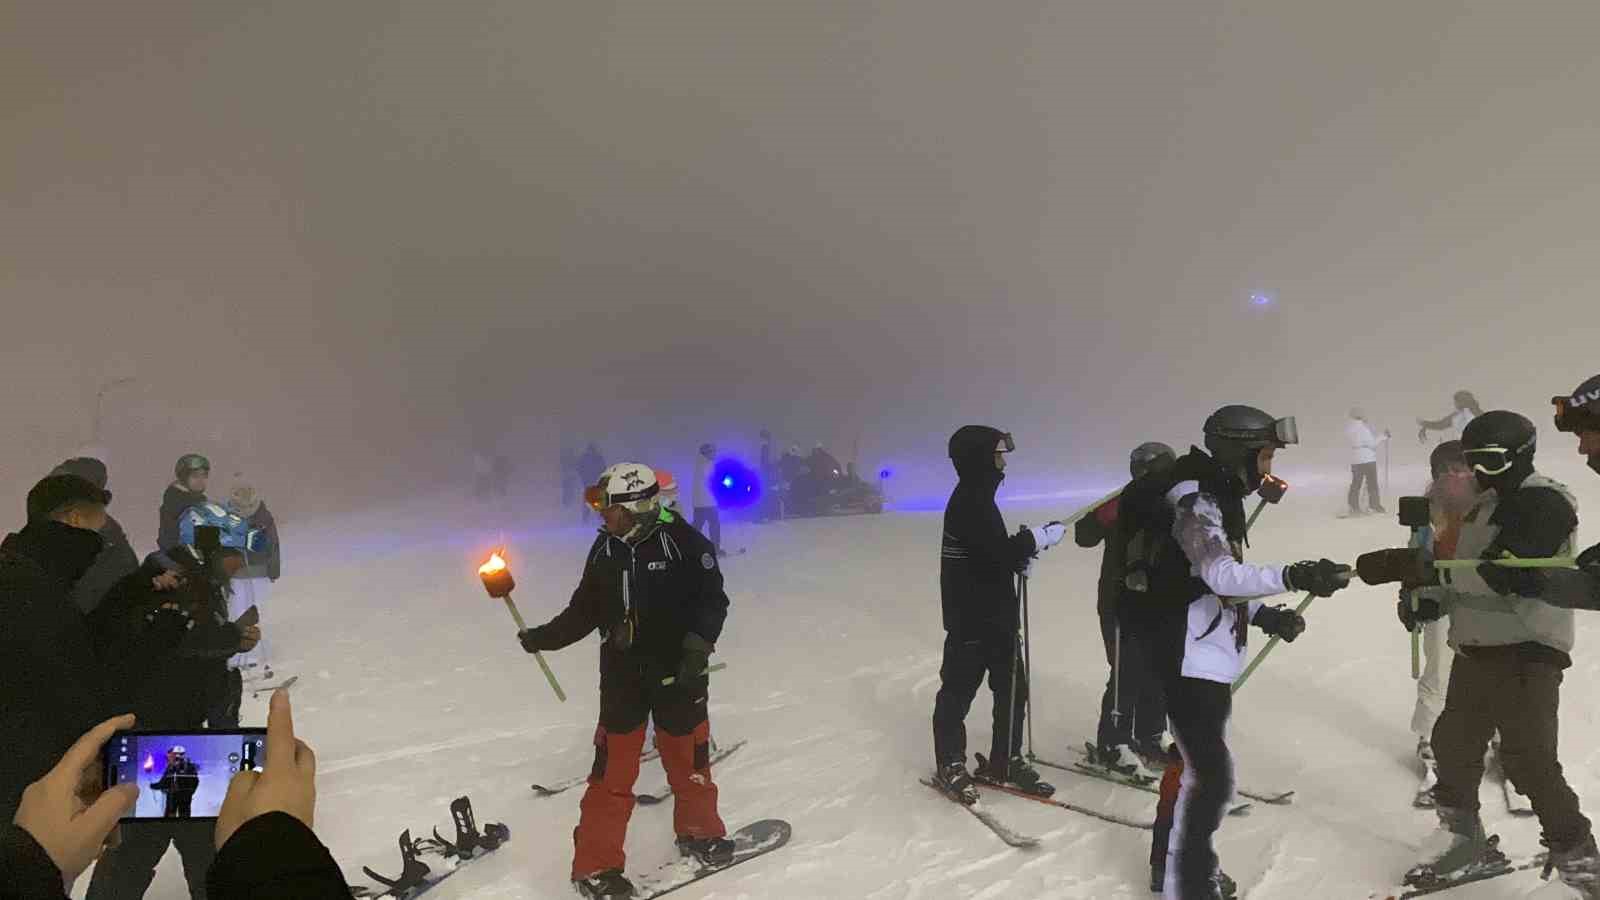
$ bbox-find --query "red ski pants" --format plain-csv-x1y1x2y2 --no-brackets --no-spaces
571,678,725,879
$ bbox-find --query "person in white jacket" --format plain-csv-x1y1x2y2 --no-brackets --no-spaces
691,443,722,554
1345,408,1390,516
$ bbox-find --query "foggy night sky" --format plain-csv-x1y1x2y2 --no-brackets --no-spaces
5,2,1600,543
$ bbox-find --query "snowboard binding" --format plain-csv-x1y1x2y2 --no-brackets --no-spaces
430,796,511,859
362,829,431,897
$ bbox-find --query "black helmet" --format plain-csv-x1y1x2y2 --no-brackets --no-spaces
1129,441,1176,479
1461,410,1536,486
1203,405,1297,491
1552,374,1600,434
175,453,210,482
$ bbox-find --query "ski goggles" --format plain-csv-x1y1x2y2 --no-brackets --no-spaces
995,432,1016,453
1552,395,1600,434
1209,416,1299,447
584,480,660,512
1463,438,1535,476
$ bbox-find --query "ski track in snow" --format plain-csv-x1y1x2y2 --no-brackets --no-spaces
89,469,1600,899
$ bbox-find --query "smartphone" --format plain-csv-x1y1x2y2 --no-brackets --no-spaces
104,729,266,822
1398,496,1431,530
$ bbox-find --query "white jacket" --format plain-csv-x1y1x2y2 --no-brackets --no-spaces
1345,418,1387,465
692,455,715,509
1167,480,1291,684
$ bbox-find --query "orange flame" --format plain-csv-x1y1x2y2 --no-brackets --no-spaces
478,552,508,576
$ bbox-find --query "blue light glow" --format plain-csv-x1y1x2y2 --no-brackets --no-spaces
708,458,762,509
1249,292,1274,308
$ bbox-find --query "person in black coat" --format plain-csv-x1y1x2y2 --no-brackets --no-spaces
49,458,140,614
85,540,261,900
930,426,1065,802
159,454,211,551
0,475,118,826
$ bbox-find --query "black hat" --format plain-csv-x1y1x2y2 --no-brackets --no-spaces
51,457,109,490
27,474,112,522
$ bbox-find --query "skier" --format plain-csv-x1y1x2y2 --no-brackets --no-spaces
1361,410,1595,896
1514,374,1600,612
1344,407,1390,516
159,454,211,551
153,746,200,818
1076,441,1176,777
931,426,1065,804
227,480,282,682
691,443,723,554
49,457,139,614
516,463,732,899
1117,405,1351,899
1417,390,1484,444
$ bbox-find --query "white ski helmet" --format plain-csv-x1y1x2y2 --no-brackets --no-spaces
589,462,661,516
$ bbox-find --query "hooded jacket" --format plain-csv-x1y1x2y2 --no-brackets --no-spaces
939,426,1038,636
0,522,111,821
48,459,140,613
158,482,207,551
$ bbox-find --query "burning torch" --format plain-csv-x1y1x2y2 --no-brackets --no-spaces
479,551,567,702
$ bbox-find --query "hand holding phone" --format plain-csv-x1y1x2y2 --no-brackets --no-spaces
216,688,317,848
104,728,266,822
15,714,139,882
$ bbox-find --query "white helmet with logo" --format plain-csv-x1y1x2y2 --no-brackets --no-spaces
589,462,661,517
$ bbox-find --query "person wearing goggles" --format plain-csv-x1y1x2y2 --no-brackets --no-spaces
158,454,211,552
1369,407,1594,893
1503,376,1600,615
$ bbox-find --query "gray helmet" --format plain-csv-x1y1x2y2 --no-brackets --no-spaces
1203,405,1297,490
1129,442,1176,479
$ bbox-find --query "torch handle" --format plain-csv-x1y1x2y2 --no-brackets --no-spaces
504,593,566,702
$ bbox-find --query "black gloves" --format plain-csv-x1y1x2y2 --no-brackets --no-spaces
1282,559,1354,597
1476,561,1543,597
1396,589,1444,631
1252,604,1306,642
518,626,553,654
676,633,715,690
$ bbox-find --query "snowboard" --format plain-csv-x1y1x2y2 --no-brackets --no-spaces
628,819,792,897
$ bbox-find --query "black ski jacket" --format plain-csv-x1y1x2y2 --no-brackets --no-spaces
520,513,730,685
0,522,110,822
158,483,207,551
939,427,1038,637
1075,487,1127,619
67,512,140,614
238,502,282,580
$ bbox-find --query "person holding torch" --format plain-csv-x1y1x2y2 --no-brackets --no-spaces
514,462,732,900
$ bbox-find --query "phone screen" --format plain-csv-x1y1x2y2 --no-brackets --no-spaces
104,729,267,821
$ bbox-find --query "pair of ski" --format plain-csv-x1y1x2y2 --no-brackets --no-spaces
250,674,298,698
920,755,1158,848
1034,744,1295,808
1376,835,1550,898
352,796,510,898
530,739,747,803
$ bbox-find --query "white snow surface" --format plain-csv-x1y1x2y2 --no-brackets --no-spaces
95,466,1600,899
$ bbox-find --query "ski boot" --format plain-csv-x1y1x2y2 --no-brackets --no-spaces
1091,743,1159,782
1417,738,1435,766
677,834,736,867
573,868,634,898
1149,861,1164,893
975,753,1056,798
1403,806,1501,887
933,760,981,806
1531,833,1600,899
1213,868,1238,900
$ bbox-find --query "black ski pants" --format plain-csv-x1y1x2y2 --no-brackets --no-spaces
1098,607,1167,751
1161,675,1233,899
932,629,1026,772
1347,462,1381,512
691,506,721,551
1432,647,1590,848
85,820,214,900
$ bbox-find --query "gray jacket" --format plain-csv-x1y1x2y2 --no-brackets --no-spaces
1435,472,1577,654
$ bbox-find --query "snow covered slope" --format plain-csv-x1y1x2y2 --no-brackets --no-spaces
100,469,1600,899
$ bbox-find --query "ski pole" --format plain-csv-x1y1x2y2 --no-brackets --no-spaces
1231,592,1316,695
1110,619,1123,734
660,662,728,686
1410,596,1421,681
479,552,567,702
1002,572,1024,782
1244,497,1269,534
1434,557,1578,570
1059,486,1126,529
1021,571,1034,759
